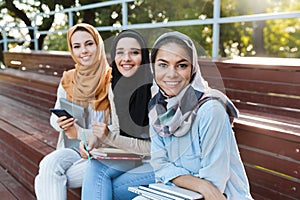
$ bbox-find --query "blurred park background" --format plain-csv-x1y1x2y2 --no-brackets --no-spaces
0,0,299,61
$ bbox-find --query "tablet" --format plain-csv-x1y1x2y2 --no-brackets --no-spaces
59,98,87,128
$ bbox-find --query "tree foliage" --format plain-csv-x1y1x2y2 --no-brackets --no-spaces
0,0,299,58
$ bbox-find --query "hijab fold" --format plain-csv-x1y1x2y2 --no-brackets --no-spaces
149,31,238,137
61,23,111,112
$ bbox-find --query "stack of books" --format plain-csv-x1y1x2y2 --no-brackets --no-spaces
128,183,204,200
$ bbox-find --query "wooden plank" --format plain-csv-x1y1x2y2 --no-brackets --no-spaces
0,80,56,101
232,102,300,120
234,121,300,200
223,78,300,97
0,95,50,124
202,66,300,97
3,51,75,77
0,91,57,195
245,165,300,200
0,96,58,148
0,118,55,166
201,62,300,121
0,67,58,193
239,147,300,179
235,124,300,160
201,61,300,84
218,66,300,85
0,183,17,200
205,75,300,97
199,57,300,71
0,141,36,193
0,120,55,193
0,88,55,113
67,188,81,200
226,89,300,111
0,68,60,88
0,52,80,199
0,165,35,200
250,182,296,200
0,85,55,112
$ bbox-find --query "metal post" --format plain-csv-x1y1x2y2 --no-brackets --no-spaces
212,0,220,60
1,26,8,51
68,11,74,28
33,14,39,50
122,0,128,29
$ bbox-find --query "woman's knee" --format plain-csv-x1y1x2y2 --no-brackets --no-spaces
39,148,79,175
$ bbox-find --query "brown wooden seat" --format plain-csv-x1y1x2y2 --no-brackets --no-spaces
1,51,299,200
201,57,300,200
0,165,35,200
3,50,75,77
0,51,81,199
201,57,300,121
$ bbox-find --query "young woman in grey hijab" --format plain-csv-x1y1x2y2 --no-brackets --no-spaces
148,31,253,200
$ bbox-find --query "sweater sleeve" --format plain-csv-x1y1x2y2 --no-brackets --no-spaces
196,100,231,192
50,82,66,131
103,132,151,156
50,82,68,149
76,125,150,156
77,86,151,156
150,127,191,183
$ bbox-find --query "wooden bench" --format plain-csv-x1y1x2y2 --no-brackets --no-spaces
0,165,35,199
3,50,75,76
0,51,80,199
201,57,300,200
1,51,299,199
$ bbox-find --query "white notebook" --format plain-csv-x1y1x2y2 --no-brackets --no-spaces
128,183,203,200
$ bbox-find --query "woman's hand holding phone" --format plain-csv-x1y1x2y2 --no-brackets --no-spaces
57,116,78,139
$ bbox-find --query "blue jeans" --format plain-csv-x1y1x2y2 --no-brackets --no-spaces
82,159,155,200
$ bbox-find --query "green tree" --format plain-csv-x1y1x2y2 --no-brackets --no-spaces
264,0,300,57
0,0,299,58
1,0,75,49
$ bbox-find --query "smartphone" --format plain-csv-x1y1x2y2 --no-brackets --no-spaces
50,108,73,119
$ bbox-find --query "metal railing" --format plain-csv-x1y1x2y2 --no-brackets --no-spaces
0,0,299,59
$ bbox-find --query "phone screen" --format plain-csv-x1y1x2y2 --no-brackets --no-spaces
50,108,73,119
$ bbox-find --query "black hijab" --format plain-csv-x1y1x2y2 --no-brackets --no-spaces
110,30,153,139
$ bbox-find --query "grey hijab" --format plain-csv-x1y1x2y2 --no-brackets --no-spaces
149,31,238,137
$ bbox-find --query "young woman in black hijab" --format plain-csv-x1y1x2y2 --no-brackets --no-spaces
110,29,153,139
81,30,155,200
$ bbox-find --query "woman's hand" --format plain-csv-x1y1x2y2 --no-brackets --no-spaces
79,141,90,159
92,122,109,141
57,116,78,139
200,180,227,200
172,175,226,200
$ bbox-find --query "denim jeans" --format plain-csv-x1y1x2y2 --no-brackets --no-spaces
82,159,155,200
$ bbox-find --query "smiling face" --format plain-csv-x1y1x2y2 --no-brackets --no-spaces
154,42,192,97
114,37,142,77
70,30,97,66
